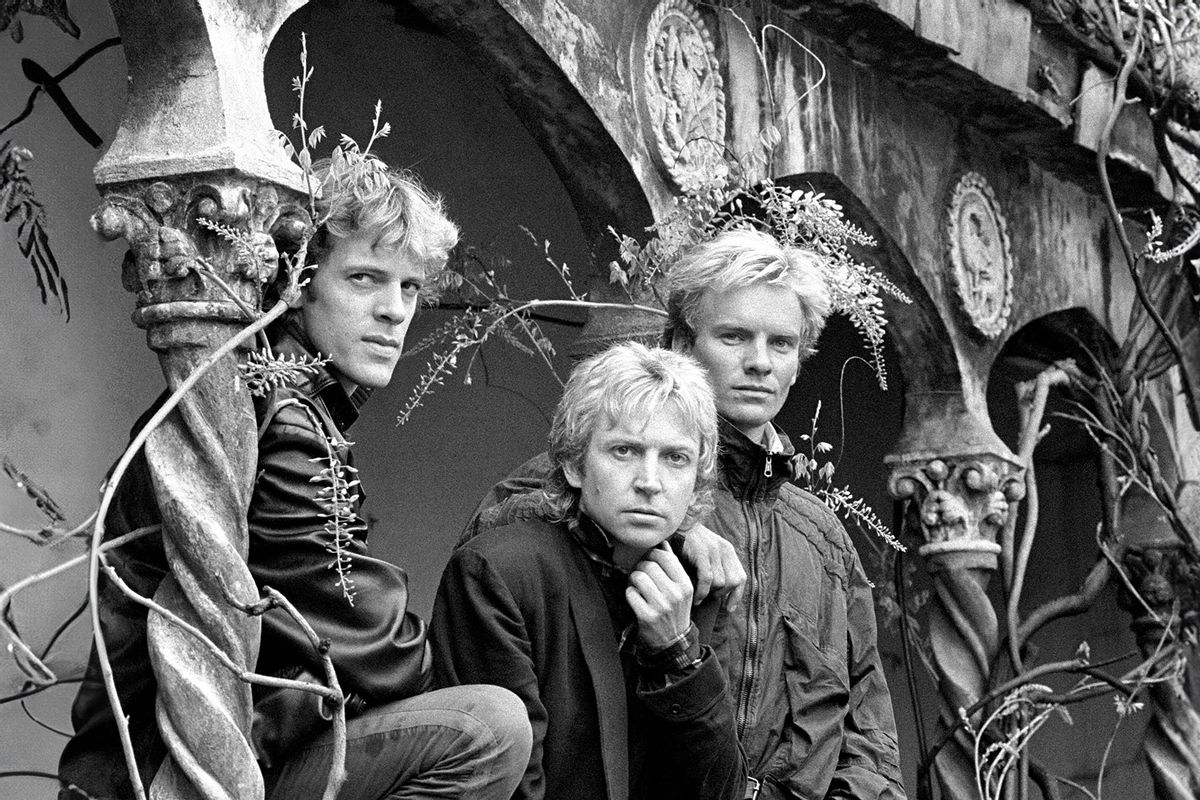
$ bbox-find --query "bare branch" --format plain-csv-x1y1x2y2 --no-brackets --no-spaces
1018,556,1113,643
1,525,160,686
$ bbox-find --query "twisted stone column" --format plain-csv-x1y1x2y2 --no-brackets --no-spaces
97,2,307,797
1117,488,1200,800
887,400,1025,800
94,176,302,799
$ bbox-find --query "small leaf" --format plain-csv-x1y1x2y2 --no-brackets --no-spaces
608,261,629,287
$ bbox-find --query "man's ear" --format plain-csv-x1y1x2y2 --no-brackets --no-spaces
563,461,584,489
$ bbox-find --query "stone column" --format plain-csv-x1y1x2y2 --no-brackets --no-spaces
1116,488,1200,800
887,395,1026,800
95,2,307,798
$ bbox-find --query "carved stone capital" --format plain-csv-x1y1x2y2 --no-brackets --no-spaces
1119,543,1200,637
1117,489,1200,638
92,173,308,350
889,452,1025,562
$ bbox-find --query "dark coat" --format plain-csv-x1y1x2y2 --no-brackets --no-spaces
431,515,745,800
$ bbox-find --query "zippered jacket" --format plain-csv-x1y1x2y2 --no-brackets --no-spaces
709,418,905,800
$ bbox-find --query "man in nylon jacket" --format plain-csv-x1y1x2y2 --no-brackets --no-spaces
464,229,906,800
58,163,530,800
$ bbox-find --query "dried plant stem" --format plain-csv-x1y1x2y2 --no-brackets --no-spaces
86,299,287,800
479,299,664,340
920,655,1136,775
97,557,340,701
0,525,160,686
244,587,347,800
0,509,96,547
1006,366,1069,672
1096,15,1200,431
1017,555,1112,643
193,258,273,356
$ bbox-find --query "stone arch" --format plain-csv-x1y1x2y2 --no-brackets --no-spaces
366,0,660,246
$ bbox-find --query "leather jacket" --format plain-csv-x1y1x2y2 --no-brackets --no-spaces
58,329,429,799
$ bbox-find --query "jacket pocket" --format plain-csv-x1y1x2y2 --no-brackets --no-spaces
765,607,851,796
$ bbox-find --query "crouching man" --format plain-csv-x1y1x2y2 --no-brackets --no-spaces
58,161,531,800
431,342,746,800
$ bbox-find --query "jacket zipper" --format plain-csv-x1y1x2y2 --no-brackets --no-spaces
735,502,762,740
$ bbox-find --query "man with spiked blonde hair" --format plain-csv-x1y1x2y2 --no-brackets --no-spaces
432,341,746,800
666,228,905,800
59,161,531,800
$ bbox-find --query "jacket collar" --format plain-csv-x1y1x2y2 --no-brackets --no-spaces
717,416,796,501
272,317,371,432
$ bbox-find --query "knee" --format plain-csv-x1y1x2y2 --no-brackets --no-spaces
457,684,532,766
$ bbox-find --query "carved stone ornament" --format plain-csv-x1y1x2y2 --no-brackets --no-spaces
888,452,1026,559
945,172,1014,340
92,174,307,350
640,0,726,191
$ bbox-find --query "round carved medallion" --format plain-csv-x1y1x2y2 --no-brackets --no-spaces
945,172,1014,340
640,0,726,190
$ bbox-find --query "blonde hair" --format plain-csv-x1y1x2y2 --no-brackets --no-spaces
307,158,459,273
543,342,718,529
665,228,831,358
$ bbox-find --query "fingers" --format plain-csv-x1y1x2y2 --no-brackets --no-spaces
628,562,671,606
727,576,745,613
721,540,747,612
626,564,691,649
625,584,656,621
692,547,714,605
642,546,690,585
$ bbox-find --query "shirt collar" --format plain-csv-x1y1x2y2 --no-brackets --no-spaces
568,514,630,577
272,317,371,431
761,422,785,454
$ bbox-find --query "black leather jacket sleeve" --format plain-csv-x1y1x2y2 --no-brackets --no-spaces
248,393,430,703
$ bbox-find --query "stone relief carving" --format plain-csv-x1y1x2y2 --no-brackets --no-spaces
945,172,1014,340
640,0,726,190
